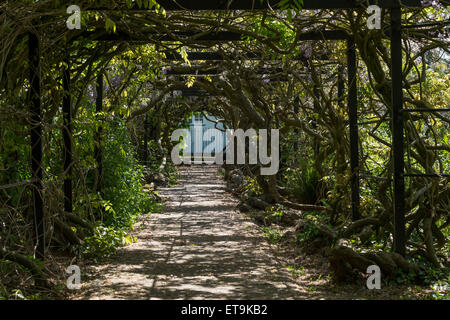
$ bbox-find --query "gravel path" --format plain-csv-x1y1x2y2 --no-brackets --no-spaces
73,165,308,300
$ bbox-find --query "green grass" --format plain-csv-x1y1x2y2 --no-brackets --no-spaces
286,264,307,277
261,226,283,244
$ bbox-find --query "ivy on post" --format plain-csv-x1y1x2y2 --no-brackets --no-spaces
63,57,72,215
293,96,299,152
95,73,104,193
390,4,406,257
312,85,320,158
144,113,149,165
346,37,360,221
28,32,45,259
337,66,345,108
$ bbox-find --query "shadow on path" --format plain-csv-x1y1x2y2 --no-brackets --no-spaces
73,166,320,300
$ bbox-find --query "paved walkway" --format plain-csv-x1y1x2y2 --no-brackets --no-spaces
73,165,306,299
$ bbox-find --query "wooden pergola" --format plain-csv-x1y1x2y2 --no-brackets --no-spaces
27,0,449,259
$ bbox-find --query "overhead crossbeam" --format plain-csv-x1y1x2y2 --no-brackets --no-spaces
164,67,287,75
86,0,425,10
80,30,349,42
181,89,214,97
79,28,446,43
162,51,329,61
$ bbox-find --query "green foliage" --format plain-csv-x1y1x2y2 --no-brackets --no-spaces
0,288,44,300
389,257,450,300
0,258,47,300
278,0,304,11
391,268,419,286
283,158,320,204
416,262,450,287
266,204,285,218
242,176,263,199
286,264,306,278
295,211,325,246
74,119,162,260
264,204,286,224
82,225,137,261
427,279,450,300
163,163,180,186
74,118,161,229
261,226,283,244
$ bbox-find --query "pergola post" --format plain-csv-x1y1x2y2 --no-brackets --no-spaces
144,113,149,165
28,32,45,259
62,59,72,214
312,85,320,158
338,66,345,107
293,96,300,152
347,37,360,221
390,6,406,256
95,73,104,193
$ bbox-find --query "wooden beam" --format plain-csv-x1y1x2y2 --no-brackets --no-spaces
162,51,329,61
390,7,406,257
77,28,443,43
144,113,149,165
28,32,45,260
86,0,425,10
95,73,104,193
80,30,349,42
80,30,242,42
62,58,73,215
163,67,286,75
347,37,360,221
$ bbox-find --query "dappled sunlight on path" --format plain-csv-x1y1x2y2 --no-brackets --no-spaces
73,166,312,300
